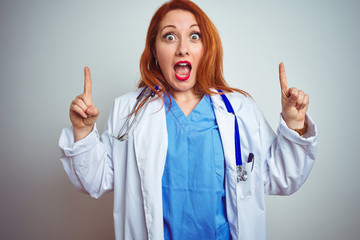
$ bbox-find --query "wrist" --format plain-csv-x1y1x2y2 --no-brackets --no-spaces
290,121,308,136
286,121,305,130
281,116,308,136
73,125,94,142
281,113,305,129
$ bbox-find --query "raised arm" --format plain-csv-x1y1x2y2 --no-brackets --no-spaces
60,67,114,198
262,63,317,195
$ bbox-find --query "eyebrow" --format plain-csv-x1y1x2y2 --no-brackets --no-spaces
161,24,199,31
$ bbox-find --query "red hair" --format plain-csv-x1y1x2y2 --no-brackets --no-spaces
138,0,249,109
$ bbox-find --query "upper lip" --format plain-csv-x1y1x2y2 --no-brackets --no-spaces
174,61,192,70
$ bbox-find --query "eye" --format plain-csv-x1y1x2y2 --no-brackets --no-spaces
190,32,201,40
163,33,176,41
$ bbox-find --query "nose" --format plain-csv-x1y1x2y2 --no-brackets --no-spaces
176,39,189,56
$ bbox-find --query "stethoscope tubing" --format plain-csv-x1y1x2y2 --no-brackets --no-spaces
217,90,243,167
112,87,154,141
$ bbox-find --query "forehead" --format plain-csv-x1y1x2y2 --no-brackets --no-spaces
159,9,198,29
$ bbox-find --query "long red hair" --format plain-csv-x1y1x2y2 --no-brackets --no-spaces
138,0,249,108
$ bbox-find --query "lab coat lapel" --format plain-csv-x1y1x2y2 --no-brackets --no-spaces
211,94,240,239
211,94,237,172
133,96,167,239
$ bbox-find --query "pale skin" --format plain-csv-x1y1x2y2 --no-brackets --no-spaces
154,10,204,116
69,66,99,141
279,62,309,129
69,11,309,141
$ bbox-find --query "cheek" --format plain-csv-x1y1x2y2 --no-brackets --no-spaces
156,48,172,65
156,53,172,77
158,56,172,74
193,45,204,62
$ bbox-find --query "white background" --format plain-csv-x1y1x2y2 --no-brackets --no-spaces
0,0,359,239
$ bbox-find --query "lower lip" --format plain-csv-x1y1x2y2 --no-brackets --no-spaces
174,70,191,81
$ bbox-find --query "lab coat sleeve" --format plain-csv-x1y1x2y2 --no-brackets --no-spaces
59,109,115,199
261,112,318,195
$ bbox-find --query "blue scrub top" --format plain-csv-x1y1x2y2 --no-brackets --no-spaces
162,94,230,240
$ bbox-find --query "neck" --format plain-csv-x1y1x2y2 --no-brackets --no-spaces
170,90,203,117
171,89,198,102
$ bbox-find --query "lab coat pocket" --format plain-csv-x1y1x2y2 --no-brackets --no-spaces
237,161,255,199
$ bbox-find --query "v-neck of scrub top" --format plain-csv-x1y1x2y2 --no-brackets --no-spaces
162,94,230,240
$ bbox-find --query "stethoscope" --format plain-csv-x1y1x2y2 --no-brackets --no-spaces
111,87,156,141
218,90,254,182
112,87,253,182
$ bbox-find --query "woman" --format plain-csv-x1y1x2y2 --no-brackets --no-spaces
59,0,317,239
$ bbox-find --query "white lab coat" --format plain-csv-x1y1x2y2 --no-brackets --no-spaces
59,89,317,240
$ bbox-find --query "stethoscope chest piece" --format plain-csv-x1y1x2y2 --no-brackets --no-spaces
237,165,248,182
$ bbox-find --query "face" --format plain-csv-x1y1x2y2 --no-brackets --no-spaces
154,10,203,96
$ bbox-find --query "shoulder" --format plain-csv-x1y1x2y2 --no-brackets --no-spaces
212,91,259,115
228,92,262,121
108,88,144,118
112,88,163,116
114,88,143,106
225,92,254,108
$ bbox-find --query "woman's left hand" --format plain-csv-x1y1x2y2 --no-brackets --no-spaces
279,62,309,129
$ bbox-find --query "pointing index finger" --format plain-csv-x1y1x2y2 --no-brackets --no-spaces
84,66,92,96
279,62,289,94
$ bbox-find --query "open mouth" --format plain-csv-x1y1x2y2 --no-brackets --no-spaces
174,61,192,81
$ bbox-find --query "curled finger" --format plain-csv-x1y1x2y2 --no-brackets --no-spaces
296,90,305,109
288,88,299,105
81,93,93,107
86,106,99,118
76,93,93,107
299,94,309,109
72,98,88,112
71,104,88,118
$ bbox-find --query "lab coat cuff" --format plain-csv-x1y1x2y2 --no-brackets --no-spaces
278,114,317,145
59,124,99,157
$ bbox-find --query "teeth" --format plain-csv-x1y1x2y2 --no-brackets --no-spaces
178,63,188,66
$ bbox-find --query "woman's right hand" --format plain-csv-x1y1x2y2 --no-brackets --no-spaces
69,66,100,141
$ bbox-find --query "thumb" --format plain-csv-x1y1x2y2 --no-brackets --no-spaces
86,106,99,118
